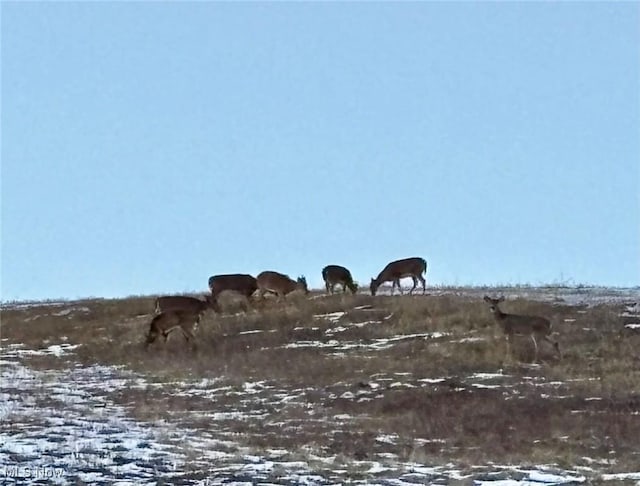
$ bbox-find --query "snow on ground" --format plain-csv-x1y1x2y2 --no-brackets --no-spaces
2,287,639,484
2,340,612,484
2,345,335,484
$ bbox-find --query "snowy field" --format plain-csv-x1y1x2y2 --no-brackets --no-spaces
1,286,639,484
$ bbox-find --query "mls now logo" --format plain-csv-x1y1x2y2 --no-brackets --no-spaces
2,466,65,479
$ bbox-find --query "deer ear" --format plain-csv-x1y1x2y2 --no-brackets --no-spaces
483,296,491,302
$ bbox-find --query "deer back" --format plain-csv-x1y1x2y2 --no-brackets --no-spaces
208,274,258,298
155,295,211,315
374,257,426,283
257,271,304,295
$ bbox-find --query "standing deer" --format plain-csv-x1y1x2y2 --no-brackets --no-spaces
147,295,216,349
370,257,427,296
256,271,308,301
208,274,258,302
483,296,561,363
322,265,358,294
145,308,204,350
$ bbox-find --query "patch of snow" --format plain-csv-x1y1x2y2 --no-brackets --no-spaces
325,326,348,335
471,372,509,380
453,336,487,343
527,470,586,483
474,468,586,485
376,435,398,445
368,461,392,473
472,383,503,389
601,472,640,480
314,311,345,322
389,382,416,389
333,414,352,420
5,343,81,358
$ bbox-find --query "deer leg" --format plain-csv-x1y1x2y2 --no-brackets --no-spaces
325,282,331,294
179,326,198,350
182,327,195,342
419,275,426,294
162,324,182,343
504,336,512,363
542,335,562,359
145,332,157,349
531,334,539,363
211,298,221,313
409,277,417,294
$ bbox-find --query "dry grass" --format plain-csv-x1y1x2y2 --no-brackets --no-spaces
2,288,639,473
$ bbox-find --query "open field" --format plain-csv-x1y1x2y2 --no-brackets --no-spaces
1,286,639,485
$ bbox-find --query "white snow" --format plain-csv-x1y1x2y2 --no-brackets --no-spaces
2,287,639,484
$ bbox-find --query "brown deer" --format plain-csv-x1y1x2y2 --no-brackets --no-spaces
370,257,427,296
256,271,308,301
208,274,258,302
483,296,561,363
145,308,203,350
154,294,218,314
322,265,358,294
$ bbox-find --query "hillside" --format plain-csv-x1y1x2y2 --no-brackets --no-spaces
1,286,639,484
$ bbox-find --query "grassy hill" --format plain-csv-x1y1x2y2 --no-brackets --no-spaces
1,286,639,483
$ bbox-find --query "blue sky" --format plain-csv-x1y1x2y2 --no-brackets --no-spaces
2,2,639,301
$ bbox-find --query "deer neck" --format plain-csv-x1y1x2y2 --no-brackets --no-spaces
374,272,387,284
492,308,507,321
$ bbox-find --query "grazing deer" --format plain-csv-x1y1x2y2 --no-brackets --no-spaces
208,274,258,302
322,265,358,294
483,296,561,363
370,257,427,296
145,309,203,350
154,294,218,314
256,271,308,301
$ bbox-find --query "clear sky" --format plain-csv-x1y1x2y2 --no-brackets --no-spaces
2,2,639,301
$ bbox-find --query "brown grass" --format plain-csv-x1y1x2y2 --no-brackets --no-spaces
2,288,639,474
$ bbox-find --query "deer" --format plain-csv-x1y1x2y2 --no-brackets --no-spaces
154,294,219,314
208,274,258,303
147,295,216,349
256,271,309,301
370,257,427,296
322,265,358,294
145,308,204,350
483,296,561,363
